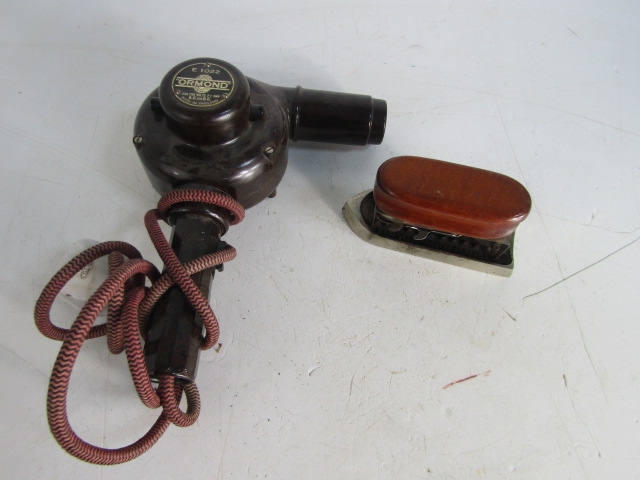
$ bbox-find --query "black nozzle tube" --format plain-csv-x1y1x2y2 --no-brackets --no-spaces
288,86,386,146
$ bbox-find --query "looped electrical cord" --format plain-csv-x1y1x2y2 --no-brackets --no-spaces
34,189,244,465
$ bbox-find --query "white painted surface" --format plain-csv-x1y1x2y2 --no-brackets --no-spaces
1,1,639,478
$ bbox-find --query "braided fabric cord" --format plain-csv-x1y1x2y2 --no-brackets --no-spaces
34,189,244,465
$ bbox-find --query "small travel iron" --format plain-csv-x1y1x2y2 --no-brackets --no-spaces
343,156,532,276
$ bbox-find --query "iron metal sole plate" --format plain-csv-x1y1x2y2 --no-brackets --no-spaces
342,190,515,277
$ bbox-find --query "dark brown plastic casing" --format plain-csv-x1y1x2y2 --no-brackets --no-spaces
134,57,387,210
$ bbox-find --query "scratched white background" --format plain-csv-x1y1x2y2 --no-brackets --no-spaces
1,1,639,478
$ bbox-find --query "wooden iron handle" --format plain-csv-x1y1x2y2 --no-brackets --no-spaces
373,156,531,239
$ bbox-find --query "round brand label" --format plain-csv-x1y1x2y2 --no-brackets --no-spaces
171,62,235,108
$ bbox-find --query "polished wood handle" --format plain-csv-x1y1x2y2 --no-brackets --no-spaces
373,156,531,239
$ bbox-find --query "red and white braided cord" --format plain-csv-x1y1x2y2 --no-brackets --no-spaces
34,189,244,465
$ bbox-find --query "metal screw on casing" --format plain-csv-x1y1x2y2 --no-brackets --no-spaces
133,135,144,145
264,146,274,156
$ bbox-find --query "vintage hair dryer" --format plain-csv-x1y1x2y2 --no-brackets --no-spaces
133,58,387,383
35,58,386,465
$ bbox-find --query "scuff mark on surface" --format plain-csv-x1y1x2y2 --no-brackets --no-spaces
500,305,517,321
442,370,491,390
524,234,640,300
